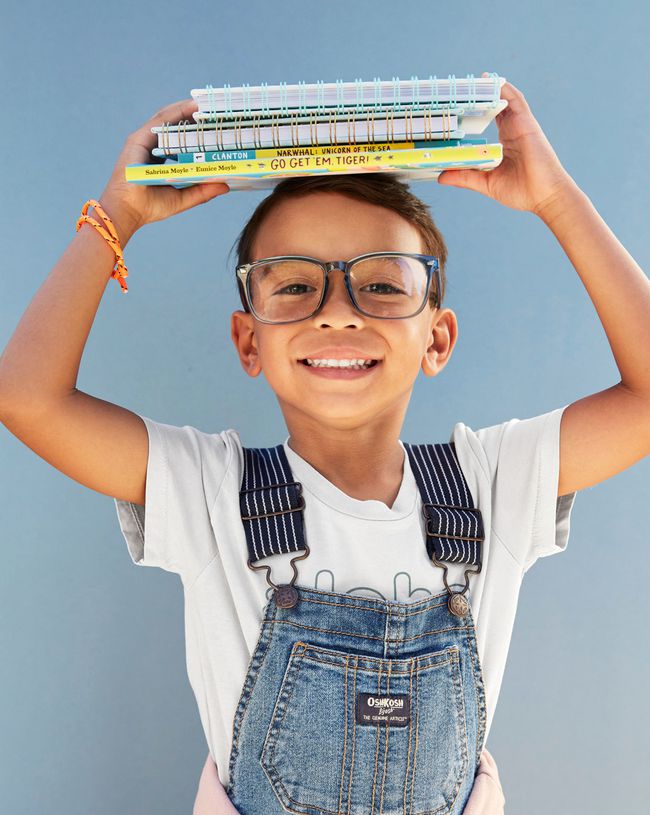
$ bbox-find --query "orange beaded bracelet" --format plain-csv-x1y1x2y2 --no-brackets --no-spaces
76,199,129,293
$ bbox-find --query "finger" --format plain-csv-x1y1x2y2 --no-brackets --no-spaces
147,97,199,127
130,98,200,152
497,81,531,114
480,747,496,769
460,773,493,815
479,749,503,785
437,168,489,196
173,180,230,212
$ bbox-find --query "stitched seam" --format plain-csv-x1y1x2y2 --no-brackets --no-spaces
303,654,453,673
268,618,473,644
268,645,306,778
378,660,392,815
370,661,382,815
463,602,487,768
458,424,491,484
184,551,221,594
228,602,277,790
157,420,177,571
410,666,420,815
125,501,145,552
442,653,469,815
338,655,350,815
347,655,359,815
403,658,415,815
180,432,236,590
301,640,457,664
490,527,521,568
531,413,548,552
208,431,235,526
294,592,449,614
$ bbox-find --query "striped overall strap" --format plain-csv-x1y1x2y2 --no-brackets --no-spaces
239,444,307,563
404,441,485,569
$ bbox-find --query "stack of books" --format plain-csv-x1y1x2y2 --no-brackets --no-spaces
125,73,508,191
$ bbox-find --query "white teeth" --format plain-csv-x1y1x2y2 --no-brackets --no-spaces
304,358,375,369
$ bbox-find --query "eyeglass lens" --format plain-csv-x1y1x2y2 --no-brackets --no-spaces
248,256,434,322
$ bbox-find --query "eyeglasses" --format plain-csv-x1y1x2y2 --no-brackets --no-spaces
235,252,440,325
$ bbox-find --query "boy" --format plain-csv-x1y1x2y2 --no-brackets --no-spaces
1,76,648,812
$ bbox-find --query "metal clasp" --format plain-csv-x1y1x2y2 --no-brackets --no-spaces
421,501,485,544
240,480,306,521
247,544,311,609
421,502,484,617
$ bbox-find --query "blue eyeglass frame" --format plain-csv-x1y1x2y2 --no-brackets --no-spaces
235,251,441,325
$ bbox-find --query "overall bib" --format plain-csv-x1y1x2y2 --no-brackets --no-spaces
226,441,487,815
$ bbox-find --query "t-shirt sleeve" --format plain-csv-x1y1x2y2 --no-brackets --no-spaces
113,415,234,584
451,404,577,574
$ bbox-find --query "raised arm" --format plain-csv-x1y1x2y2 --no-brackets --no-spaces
0,99,229,504
438,74,650,497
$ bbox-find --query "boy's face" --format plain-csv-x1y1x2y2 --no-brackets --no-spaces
231,191,458,433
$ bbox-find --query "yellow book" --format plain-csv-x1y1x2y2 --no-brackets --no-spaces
125,143,503,191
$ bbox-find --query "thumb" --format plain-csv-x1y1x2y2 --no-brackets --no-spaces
437,168,487,194
175,180,230,212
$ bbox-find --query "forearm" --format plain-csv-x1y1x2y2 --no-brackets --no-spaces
536,178,650,396
0,199,138,410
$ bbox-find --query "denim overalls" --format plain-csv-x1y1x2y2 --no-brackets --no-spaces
226,440,487,815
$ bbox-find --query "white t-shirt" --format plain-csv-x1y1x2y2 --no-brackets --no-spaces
114,405,577,788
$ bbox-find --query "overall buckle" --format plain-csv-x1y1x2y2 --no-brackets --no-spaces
422,502,484,618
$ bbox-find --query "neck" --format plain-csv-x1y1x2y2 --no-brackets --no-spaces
286,423,406,509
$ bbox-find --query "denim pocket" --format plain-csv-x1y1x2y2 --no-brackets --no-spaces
261,640,469,815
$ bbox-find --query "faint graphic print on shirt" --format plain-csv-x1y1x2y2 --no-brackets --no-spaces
264,569,435,602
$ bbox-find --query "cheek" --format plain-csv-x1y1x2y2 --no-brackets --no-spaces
256,339,295,381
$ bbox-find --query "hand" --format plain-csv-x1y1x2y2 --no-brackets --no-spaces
193,754,240,815
96,98,230,244
461,748,506,815
438,72,575,216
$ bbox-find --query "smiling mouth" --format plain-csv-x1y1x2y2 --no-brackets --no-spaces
298,359,380,369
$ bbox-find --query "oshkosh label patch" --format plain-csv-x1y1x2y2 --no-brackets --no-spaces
356,692,410,726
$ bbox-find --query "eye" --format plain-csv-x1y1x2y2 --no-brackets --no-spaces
275,282,317,295
361,281,407,295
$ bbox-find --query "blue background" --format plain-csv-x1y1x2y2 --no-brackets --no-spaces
1,1,649,813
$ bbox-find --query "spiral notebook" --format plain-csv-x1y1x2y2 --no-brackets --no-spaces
125,73,507,191
190,75,506,116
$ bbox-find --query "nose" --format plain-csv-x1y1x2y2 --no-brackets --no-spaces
321,270,358,313
315,266,362,324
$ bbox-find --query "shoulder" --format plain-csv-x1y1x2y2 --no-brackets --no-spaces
449,405,575,571
137,415,246,515
140,415,241,470
449,405,568,480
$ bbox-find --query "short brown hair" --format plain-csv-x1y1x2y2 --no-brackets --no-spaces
229,173,448,311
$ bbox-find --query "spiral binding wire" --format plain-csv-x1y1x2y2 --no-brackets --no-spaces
467,73,475,108
197,73,498,119
316,79,325,113
355,77,363,113
335,78,344,113
411,75,421,111
206,84,215,119
241,82,251,117
260,81,270,116
298,80,307,114
392,76,401,111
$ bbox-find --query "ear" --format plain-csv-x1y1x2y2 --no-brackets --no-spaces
230,310,263,377
421,308,458,377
